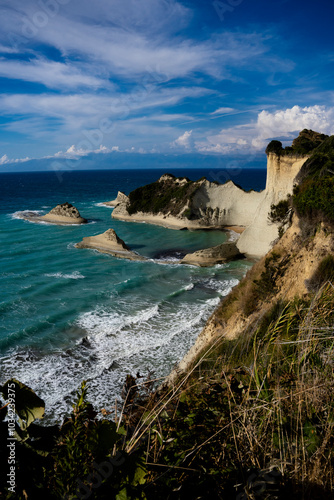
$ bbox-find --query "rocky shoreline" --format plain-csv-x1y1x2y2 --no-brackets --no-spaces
108,146,309,259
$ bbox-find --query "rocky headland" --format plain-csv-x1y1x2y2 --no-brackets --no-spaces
75,228,146,261
111,130,325,259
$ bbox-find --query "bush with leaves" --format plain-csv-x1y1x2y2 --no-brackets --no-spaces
0,380,148,500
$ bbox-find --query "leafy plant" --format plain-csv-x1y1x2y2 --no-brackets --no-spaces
268,198,292,238
0,379,148,499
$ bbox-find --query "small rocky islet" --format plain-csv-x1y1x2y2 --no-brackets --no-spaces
19,202,87,225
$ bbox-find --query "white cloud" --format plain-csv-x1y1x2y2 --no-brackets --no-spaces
0,2,306,158
0,59,107,90
252,105,334,148
195,143,234,154
211,107,235,115
196,123,254,153
0,154,10,164
0,154,30,165
0,2,284,84
53,144,111,159
196,105,334,154
0,44,21,54
172,130,192,149
0,87,211,131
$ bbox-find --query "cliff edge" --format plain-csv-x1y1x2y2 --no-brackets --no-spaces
166,130,334,384
112,130,328,258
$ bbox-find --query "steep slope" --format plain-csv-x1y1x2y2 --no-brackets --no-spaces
166,131,334,381
236,154,308,257
166,212,334,384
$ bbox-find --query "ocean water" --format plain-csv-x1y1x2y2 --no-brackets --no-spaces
0,167,266,423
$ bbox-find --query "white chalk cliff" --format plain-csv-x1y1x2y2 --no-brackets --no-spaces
189,153,309,257
112,153,310,258
236,154,309,257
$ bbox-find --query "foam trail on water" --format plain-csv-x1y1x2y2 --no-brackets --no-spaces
45,272,85,280
0,286,230,424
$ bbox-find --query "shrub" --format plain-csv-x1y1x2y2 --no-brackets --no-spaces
265,140,284,156
268,198,292,238
268,199,290,224
293,135,334,225
293,177,334,223
265,130,328,158
290,129,328,155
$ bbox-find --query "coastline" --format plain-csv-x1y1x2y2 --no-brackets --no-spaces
4,168,265,422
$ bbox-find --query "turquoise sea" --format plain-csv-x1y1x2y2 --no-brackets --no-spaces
0,167,266,423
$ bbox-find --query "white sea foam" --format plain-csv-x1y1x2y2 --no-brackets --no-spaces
202,277,239,295
94,202,114,208
0,262,242,425
0,289,228,424
66,242,77,250
10,210,42,220
45,271,85,280
77,304,160,338
228,230,239,242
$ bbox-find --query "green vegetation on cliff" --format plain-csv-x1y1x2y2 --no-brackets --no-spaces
266,129,328,157
293,135,334,226
127,174,200,217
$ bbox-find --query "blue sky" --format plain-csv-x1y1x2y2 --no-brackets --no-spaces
0,0,334,168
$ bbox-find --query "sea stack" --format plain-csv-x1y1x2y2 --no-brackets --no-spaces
40,203,87,224
75,228,146,261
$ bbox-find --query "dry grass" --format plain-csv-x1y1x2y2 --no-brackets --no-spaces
120,282,334,498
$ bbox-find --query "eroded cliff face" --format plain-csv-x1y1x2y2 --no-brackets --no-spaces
190,180,263,227
236,153,309,257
